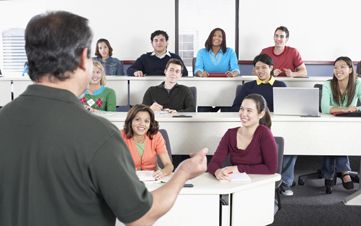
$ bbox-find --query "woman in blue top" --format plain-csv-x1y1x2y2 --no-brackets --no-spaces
93,38,124,75
321,56,361,194
194,28,239,77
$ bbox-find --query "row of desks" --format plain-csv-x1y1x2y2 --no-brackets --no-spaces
0,75,331,107
101,111,361,206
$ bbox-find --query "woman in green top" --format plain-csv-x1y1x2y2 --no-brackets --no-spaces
80,61,116,112
321,56,361,194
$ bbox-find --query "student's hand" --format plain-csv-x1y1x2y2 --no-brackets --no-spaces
284,68,293,77
346,106,358,112
214,166,238,181
177,148,208,179
197,71,208,77
226,71,238,77
153,170,165,180
134,71,144,77
273,69,282,76
84,105,98,113
150,102,163,112
163,108,177,114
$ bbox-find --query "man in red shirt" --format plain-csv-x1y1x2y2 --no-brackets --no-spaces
261,26,307,77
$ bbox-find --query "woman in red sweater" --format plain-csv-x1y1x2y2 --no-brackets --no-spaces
208,94,277,180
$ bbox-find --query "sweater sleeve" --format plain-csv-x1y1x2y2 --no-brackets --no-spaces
229,48,240,73
142,87,153,106
194,49,204,75
236,127,278,174
106,88,116,112
127,55,145,76
178,87,196,112
321,81,332,113
207,130,232,175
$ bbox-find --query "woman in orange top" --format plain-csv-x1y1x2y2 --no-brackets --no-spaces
121,104,174,179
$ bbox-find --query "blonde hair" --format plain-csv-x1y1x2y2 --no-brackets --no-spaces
93,61,106,85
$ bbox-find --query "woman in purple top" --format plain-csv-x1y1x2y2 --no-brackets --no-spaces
208,94,277,180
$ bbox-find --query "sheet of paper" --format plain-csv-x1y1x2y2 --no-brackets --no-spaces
229,172,251,182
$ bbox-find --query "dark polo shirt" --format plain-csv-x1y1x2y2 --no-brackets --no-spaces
0,84,152,226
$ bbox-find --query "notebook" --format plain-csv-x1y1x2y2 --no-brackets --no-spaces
273,87,320,117
208,72,228,77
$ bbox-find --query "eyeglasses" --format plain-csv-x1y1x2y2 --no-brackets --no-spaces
274,34,286,39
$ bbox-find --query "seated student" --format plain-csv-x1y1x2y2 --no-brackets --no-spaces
232,54,295,196
80,61,116,112
261,26,307,77
194,28,239,77
142,58,195,113
127,30,188,77
231,53,286,112
121,104,174,179
321,56,361,194
208,94,277,179
93,38,124,75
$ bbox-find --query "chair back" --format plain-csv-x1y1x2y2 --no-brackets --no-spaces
189,86,197,111
313,84,323,112
274,136,284,188
192,57,196,75
158,129,173,168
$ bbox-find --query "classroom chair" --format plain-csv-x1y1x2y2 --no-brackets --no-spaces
189,86,197,112
158,129,173,169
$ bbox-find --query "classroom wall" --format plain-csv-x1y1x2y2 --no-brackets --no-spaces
0,0,175,68
0,0,360,70
238,0,361,61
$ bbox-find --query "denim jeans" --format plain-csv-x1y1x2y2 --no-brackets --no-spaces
322,156,351,179
281,155,297,187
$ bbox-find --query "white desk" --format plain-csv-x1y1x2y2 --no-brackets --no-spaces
99,112,361,156
99,112,361,206
116,173,280,226
241,75,331,87
0,75,332,107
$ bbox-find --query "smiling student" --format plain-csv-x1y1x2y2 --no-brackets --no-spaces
231,53,286,112
121,104,174,180
80,61,116,112
194,28,239,77
127,30,188,76
261,26,307,77
142,58,195,113
321,56,361,193
208,94,277,180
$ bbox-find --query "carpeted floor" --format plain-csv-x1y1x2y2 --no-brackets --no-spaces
270,156,361,226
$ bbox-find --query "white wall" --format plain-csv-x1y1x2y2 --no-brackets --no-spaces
238,0,361,61
0,0,175,65
1,0,361,68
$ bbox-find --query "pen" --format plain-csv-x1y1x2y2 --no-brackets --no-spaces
228,171,233,175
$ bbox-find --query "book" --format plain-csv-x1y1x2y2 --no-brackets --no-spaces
136,170,157,182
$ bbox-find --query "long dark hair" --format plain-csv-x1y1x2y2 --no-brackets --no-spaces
244,94,272,128
205,28,227,53
331,56,356,106
123,104,159,139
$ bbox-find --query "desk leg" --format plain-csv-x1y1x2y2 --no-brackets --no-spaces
344,157,361,206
